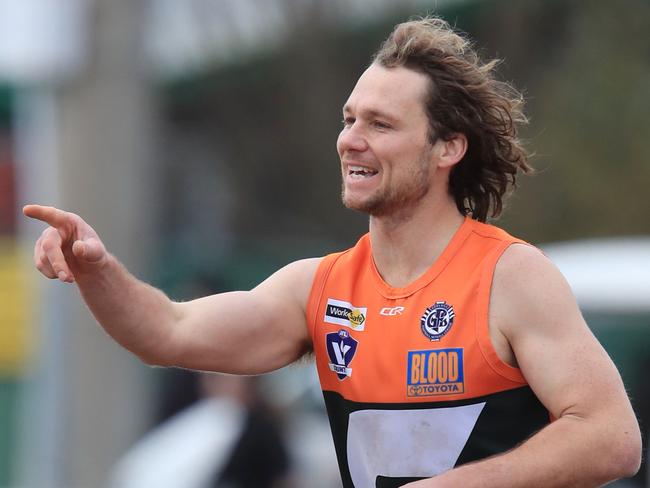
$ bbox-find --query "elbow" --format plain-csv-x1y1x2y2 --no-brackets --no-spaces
133,335,178,367
136,342,179,368
616,436,642,479
603,426,643,480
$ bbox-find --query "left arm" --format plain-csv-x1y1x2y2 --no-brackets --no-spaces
407,244,641,488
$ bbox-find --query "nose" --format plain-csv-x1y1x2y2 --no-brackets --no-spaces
337,122,369,157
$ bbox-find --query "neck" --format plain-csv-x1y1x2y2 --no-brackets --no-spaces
369,195,465,288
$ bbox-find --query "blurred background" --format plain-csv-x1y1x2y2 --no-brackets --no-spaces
0,0,648,486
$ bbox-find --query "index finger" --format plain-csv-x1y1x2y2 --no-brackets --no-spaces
23,205,70,228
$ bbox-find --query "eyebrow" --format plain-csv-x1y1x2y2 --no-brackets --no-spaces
342,105,399,122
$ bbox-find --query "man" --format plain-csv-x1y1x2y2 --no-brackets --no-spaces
25,16,640,488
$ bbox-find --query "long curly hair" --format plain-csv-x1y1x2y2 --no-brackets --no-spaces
373,17,532,222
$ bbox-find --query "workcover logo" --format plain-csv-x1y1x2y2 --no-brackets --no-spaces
420,301,455,341
324,298,367,331
407,348,464,397
326,329,358,380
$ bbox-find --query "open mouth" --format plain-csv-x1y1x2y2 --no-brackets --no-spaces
348,165,379,179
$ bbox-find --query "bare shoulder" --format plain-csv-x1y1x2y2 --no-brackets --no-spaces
277,257,324,280
494,243,569,294
491,243,579,341
253,257,323,311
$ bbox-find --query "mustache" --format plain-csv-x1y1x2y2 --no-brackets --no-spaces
341,158,379,167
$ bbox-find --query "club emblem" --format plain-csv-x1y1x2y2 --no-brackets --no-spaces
420,301,455,341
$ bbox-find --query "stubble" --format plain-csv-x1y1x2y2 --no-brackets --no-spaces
341,148,432,218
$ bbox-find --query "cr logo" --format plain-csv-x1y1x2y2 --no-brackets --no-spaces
379,306,405,316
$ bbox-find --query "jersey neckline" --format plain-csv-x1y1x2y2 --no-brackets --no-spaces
367,216,476,299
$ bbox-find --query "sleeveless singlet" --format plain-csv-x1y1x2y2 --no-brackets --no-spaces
306,217,549,488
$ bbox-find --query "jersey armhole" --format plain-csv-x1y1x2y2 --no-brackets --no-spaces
305,253,340,341
475,240,529,383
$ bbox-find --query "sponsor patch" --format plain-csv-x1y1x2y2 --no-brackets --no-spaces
407,348,464,397
326,329,358,380
324,298,367,331
420,301,455,341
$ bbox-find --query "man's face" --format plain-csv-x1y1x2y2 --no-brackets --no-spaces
337,63,435,217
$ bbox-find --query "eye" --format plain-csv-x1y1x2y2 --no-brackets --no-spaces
342,117,355,127
371,120,391,130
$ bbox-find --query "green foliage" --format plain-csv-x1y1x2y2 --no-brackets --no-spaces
494,0,650,241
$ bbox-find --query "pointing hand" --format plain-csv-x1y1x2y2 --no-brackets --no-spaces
23,205,108,283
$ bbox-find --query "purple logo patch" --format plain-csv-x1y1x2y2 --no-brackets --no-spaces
326,329,358,380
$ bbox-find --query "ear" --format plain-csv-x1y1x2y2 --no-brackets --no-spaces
436,133,467,169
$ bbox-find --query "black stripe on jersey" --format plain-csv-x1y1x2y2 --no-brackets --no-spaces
376,475,426,487
322,386,549,488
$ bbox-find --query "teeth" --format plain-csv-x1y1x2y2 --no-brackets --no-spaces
348,165,377,176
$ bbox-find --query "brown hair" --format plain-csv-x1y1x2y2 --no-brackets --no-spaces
373,16,532,222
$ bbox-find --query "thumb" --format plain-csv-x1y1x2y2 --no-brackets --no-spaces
72,238,106,264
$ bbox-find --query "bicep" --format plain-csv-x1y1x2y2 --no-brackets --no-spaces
165,258,321,374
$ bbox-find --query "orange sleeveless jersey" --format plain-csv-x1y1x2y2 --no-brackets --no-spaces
306,218,549,488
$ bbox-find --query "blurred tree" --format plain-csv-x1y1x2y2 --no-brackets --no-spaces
497,0,650,242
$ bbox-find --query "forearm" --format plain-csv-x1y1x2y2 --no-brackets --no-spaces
411,414,640,488
75,254,180,365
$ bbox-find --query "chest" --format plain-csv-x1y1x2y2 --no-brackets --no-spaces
313,282,483,403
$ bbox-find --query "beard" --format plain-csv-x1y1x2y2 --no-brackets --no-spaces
341,149,432,217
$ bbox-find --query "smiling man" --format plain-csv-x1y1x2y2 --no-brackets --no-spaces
25,16,641,488
340,66,435,218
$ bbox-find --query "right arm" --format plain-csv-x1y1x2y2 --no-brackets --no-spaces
25,205,320,374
